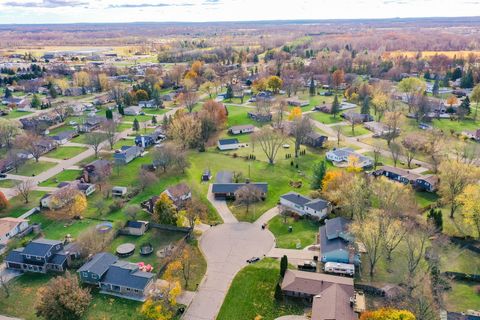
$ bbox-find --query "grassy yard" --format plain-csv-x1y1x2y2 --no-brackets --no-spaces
268,215,319,249
2,110,32,119
444,280,480,312
415,191,439,209
362,151,411,170
0,273,147,320
225,105,260,127
46,146,88,160
122,115,153,123
29,214,99,240
15,160,56,176
432,118,480,133
143,108,168,115
308,111,343,125
38,169,82,187
112,138,136,150
0,191,46,218
107,229,186,269
217,258,305,320
338,124,370,137
0,179,20,188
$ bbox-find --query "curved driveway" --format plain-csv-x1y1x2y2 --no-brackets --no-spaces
183,188,275,320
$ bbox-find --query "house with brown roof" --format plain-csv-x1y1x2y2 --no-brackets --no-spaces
0,217,29,244
281,269,362,320
163,183,191,207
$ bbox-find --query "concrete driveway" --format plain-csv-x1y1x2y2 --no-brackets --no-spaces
183,222,275,320
206,185,237,224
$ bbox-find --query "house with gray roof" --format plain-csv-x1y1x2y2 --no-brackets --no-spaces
319,217,360,266
51,130,78,145
78,253,155,301
217,138,239,151
280,192,330,219
114,145,143,165
326,147,373,169
5,238,77,273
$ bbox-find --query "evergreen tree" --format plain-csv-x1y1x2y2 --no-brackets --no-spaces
458,96,471,119
253,54,259,64
452,67,463,80
117,104,124,115
442,75,450,87
424,70,431,80
461,69,474,88
274,282,283,301
4,87,12,98
427,208,443,232
49,86,57,99
132,118,140,132
31,94,41,109
105,109,113,120
311,160,327,190
361,96,370,115
162,115,169,130
225,85,234,100
151,115,157,125
280,255,288,278
309,78,315,96
432,78,440,96
331,95,340,118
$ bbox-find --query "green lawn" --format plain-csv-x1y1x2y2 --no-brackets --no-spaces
28,214,99,240
338,124,370,137
218,258,304,320
118,122,133,132
0,273,147,320
445,280,480,312
112,138,136,150
268,215,319,249
107,229,186,269
46,146,88,160
143,108,168,115
226,105,259,127
432,118,480,133
47,125,75,136
122,115,153,122
0,179,20,188
38,169,82,187
2,110,32,119
15,160,56,177
0,191,46,218
308,111,343,124
415,191,439,209
70,134,89,144
362,151,410,170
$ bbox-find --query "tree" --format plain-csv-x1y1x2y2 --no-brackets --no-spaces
361,96,370,115
404,222,430,281
389,141,402,167
457,184,480,238
438,160,479,218
179,246,193,289
311,160,327,190
432,78,440,97
135,89,149,101
267,76,283,93
424,130,444,173
117,105,124,115
225,85,234,100
398,77,426,112
288,106,302,121
0,191,9,210
371,91,389,121
234,184,263,214
31,94,41,109
153,193,177,225
291,116,313,158
427,208,443,232
458,96,471,120
350,210,384,276
73,71,90,88
105,109,113,120
0,118,22,149
184,198,208,228
360,308,415,320
383,110,403,145
77,226,115,258
274,282,283,301
138,169,158,192
168,112,201,149
383,218,406,262
15,180,34,204
280,255,288,278
4,87,12,98
309,78,315,96
84,132,106,158
35,273,91,320
401,133,423,168
251,127,286,165
132,118,140,132
199,81,215,99
52,105,72,123
332,69,345,90
152,142,177,172
93,199,108,217
177,91,198,113
331,95,340,118
14,132,43,162
102,120,117,150
471,84,480,120
49,186,87,219
152,115,157,125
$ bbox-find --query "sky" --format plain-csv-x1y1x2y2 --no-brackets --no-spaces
0,0,479,24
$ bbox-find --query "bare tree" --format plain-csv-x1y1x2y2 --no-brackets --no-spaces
402,133,423,169
14,133,44,162
0,118,22,149
77,226,115,258
152,142,177,172
102,120,117,150
372,148,381,170
6,149,24,174
424,130,444,173
251,127,286,165
272,100,288,129
52,105,72,123
185,197,208,228
0,273,10,298
178,91,198,113
290,116,313,157
333,125,342,147
234,184,263,214
405,222,430,282
15,180,34,204
84,132,106,158
138,169,158,191
389,141,402,167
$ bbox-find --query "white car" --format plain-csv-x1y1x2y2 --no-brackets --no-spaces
69,121,77,125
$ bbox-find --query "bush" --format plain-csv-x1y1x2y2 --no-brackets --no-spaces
109,199,124,213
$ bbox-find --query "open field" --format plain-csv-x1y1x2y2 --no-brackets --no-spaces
38,169,82,187
46,146,88,160
267,215,319,249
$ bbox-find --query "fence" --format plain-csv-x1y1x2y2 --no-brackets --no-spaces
444,271,480,283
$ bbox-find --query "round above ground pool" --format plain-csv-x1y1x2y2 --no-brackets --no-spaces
96,222,113,233
116,243,135,257
139,243,154,256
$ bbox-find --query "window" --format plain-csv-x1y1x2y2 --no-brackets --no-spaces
36,256,41,260
25,254,31,259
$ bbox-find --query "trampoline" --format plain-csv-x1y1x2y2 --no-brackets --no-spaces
116,243,135,257
96,222,113,233
139,243,154,256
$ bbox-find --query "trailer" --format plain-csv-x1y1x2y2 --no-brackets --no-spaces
324,262,355,277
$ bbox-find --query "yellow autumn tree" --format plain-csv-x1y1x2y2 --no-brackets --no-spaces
346,154,362,173
288,107,302,121
457,184,480,238
360,308,415,320
140,299,172,320
73,71,90,88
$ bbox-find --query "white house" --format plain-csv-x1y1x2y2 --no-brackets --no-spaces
217,138,239,151
124,106,142,116
280,192,330,219
326,147,373,168
0,217,29,244
139,100,156,108
229,125,255,135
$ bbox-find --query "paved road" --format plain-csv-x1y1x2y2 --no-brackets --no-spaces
254,206,279,226
183,222,275,320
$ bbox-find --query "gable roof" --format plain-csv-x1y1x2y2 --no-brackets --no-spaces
0,217,28,236
305,198,329,211
212,182,268,194
166,183,191,199
281,269,353,296
101,260,154,290
218,138,239,145
22,238,62,257
325,217,350,240
281,192,312,206
230,125,254,131
312,283,357,320
78,252,119,276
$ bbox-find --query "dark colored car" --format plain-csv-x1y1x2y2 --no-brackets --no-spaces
246,257,260,264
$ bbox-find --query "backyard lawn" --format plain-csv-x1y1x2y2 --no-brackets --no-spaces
112,137,136,150
46,146,88,160
2,110,32,119
338,124,371,137
308,111,343,125
0,179,20,188
38,169,82,187
0,191,46,218
15,160,56,176
225,105,260,127
268,215,319,249
217,258,304,320
444,280,480,312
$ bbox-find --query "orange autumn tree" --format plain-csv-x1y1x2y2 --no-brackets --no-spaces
288,107,302,121
360,308,415,320
0,191,9,210
321,171,344,195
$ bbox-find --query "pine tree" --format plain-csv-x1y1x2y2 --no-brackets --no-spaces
118,105,124,115
31,94,41,109
432,78,440,96
253,54,259,64
0,191,9,210
331,95,340,118
225,85,234,100
105,109,113,120
280,255,288,278
151,115,157,125
309,78,315,96
424,70,431,80
311,160,327,190
162,115,169,130
274,282,283,301
4,87,12,98
132,118,140,132
361,96,370,115
461,69,474,88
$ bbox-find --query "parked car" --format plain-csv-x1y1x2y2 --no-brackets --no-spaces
246,257,260,263
0,173,7,179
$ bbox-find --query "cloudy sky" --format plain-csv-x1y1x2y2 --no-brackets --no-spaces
0,0,479,24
